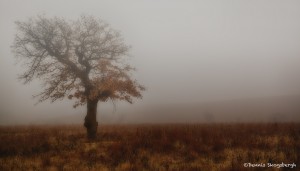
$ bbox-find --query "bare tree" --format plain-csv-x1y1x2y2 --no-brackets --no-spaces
12,15,145,139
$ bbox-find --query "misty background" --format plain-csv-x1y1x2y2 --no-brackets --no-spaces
1,0,300,125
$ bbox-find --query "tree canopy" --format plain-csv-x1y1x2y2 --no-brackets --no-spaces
13,15,145,107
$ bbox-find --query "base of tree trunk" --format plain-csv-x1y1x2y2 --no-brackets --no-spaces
84,120,98,140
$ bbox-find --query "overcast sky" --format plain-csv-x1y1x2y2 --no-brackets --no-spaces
1,0,300,124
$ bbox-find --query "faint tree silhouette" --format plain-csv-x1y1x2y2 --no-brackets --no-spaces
12,15,145,139
202,111,215,123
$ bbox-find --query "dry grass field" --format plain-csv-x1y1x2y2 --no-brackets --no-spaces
0,123,299,171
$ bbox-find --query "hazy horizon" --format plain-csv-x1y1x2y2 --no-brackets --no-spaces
1,0,300,125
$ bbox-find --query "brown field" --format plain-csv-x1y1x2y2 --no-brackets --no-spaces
0,123,299,171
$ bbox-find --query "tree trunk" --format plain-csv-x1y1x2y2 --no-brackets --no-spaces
84,99,99,140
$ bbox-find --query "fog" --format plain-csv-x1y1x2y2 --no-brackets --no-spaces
1,0,300,125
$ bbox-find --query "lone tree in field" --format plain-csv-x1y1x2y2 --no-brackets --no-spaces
12,15,145,139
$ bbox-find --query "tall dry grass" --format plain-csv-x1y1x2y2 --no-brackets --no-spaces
0,123,299,170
